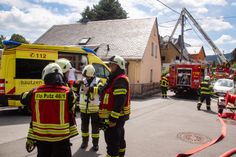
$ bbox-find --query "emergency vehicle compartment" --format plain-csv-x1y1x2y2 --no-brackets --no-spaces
176,68,191,86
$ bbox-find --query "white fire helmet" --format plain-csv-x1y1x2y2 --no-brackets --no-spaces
109,55,126,70
82,64,95,77
42,63,63,80
55,58,72,73
204,76,210,81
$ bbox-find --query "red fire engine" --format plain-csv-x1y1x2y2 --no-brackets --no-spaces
168,61,208,95
213,63,231,80
167,8,230,95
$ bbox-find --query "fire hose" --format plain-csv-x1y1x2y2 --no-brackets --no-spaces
220,148,236,157
176,118,226,157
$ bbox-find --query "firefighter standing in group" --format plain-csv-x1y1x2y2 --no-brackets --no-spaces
55,58,76,88
197,75,213,111
76,64,103,151
160,74,169,98
55,58,82,113
99,55,131,157
20,63,78,157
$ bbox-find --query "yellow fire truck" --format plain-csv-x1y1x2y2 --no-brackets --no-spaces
0,41,110,110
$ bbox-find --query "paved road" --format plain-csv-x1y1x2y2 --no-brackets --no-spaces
1,93,236,157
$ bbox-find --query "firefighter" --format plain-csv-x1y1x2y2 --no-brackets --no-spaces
55,58,81,113
160,74,169,98
55,58,75,87
99,55,131,157
20,63,78,157
197,75,213,111
78,64,103,151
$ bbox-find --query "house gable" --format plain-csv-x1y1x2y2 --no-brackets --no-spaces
187,46,206,61
35,17,157,60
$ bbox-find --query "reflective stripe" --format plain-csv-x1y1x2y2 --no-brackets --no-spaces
90,93,94,100
72,86,77,92
201,92,211,94
22,92,29,99
103,94,109,104
69,125,78,137
119,148,126,152
121,109,130,115
161,77,169,87
161,79,169,87
60,101,65,124
35,100,40,123
27,126,78,142
82,132,89,137
28,133,71,142
113,88,127,95
27,128,35,139
94,87,98,94
107,154,119,157
99,108,130,118
32,127,70,135
200,81,212,95
92,133,99,138
111,111,120,119
32,122,69,129
72,92,76,103
99,109,109,118
79,103,99,113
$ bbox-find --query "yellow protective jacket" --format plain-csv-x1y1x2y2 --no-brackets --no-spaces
160,76,169,88
79,77,103,114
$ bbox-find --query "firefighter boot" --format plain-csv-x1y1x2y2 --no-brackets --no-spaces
80,136,89,149
197,103,201,110
92,138,99,151
207,106,211,111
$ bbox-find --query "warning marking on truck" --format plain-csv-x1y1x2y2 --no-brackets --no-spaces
20,80,43,86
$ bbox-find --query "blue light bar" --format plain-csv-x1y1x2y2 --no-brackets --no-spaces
82,47,96,56
3,40,21,46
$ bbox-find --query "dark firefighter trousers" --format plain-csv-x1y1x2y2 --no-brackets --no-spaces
161,86,168,98
36,139,71,157
105,118,126,157
198,94,211,108
80,112,100,145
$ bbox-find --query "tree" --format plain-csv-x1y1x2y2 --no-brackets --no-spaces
0,35,6,49
10,34,29,44
79,0,128,22
79,6,97,22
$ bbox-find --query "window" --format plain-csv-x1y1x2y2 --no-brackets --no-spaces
161,56,165,61
16,59,53,79
151,42,154,56
58,52,88,71
150,69,153,83
155,45,157,58
92,63,110,78
79,38,91,45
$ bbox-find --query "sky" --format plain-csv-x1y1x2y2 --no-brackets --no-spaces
0,0,236,56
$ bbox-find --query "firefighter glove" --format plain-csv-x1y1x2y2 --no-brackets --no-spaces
26,139,36,153
99,119,109,131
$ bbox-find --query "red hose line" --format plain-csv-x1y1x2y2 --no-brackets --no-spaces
220,147,236,157
176,118,226,157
